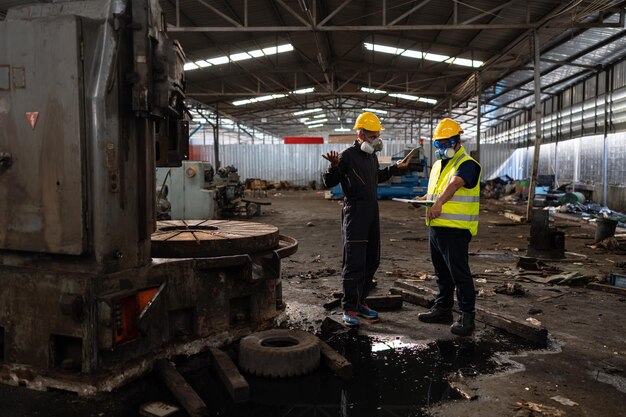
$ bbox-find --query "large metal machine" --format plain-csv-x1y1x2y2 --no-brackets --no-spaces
0,0,295,395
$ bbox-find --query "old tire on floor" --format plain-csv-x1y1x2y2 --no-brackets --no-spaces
238,329,321,377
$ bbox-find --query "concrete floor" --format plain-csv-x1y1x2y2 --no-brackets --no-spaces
265,190,626,417
0,190,624,416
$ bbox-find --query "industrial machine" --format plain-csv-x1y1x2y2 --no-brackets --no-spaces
156,161,217,220
0,0,295,395
156,162,260,220
327,147,429,199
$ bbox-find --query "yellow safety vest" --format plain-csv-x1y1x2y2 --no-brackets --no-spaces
426,146,481,236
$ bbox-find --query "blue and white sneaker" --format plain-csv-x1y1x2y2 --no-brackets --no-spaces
342,311,360,327
357,304,379,320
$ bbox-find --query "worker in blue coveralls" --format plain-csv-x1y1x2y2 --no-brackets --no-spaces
322,111,411,327
414,118,482,336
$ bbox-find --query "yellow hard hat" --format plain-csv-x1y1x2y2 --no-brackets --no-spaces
353,111,384,131
433,118,463,140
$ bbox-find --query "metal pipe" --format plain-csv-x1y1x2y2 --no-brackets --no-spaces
526,30,543,222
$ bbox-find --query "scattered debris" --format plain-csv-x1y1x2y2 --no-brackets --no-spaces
320,317,349,334
312,254,322,263
478,288,497,297
550,395,579,407
518,402,566,417
385,269,431,280
140,402,181,417
494,283,527,296
502,211,526,223
306,221,315,227
517,257,561,272
528,308,542,315
525,317,542,327
448,380,478,401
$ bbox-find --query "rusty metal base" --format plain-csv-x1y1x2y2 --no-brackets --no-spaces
0,322,273,396
0,233,297,394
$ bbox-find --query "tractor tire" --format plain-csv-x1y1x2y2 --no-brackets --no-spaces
238,329,321,378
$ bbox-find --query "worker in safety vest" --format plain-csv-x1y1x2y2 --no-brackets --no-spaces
414,118,482,336
322,111,411,327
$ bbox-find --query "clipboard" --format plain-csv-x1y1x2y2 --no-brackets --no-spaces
392,198,435,207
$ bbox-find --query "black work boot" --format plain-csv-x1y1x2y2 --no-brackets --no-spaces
418,306,453,324
450,312,475,336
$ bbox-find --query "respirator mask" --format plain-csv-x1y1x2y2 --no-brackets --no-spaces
434,137,457,160
360,137,383,154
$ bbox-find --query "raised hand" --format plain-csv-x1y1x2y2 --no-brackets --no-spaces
322,150,340,167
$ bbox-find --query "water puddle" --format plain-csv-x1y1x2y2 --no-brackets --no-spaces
183,328,540,417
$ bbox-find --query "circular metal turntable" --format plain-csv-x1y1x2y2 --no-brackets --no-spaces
151,220,280,258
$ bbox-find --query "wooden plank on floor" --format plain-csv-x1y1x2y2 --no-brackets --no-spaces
319,341,353,379
209,348,249,403
154,359,209,417
587,282,626,296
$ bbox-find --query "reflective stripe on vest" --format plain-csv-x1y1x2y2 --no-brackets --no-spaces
426,145,481,236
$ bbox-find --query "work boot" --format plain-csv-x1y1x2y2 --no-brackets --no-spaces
450,312,475,336
418,306,453,324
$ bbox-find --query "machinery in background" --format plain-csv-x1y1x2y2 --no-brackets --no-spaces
156,161,217,220
213,165,259,218
327,147,429,199
156,163,261,219
0,0,295,395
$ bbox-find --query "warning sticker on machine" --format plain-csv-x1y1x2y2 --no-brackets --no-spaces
26,112,39,129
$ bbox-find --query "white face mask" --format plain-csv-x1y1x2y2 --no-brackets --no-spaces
360,138,383,154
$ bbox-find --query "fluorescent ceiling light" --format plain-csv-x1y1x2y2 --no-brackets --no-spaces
292,87,315,94
230,52,252,61
277,44,294,53
335,128,351,132
390,93,420,101
423,52,449,62
299,117,309,122
364,42,483,68
313,113,326,118
232,89,309,106
207,56,229,65
304,118,327,124
363,108,387,115
262,46,278,55
185,43,294,71
293,108,323,115
401,49,422,59
361,87,387,94
194,60,211,68
418,97,438,104
307,124,324,128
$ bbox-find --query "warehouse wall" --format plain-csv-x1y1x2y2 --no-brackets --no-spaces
189,141,432,187
485,132,626,211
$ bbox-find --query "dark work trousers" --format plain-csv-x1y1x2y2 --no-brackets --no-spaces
429,226,476,313
341,199,380,311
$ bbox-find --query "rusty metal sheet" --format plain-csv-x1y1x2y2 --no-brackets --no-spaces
0,17,86,254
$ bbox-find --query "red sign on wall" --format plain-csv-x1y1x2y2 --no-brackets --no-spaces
283,136,324,144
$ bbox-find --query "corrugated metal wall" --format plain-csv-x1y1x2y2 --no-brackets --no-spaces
190,141,433,186
484,133,626,211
